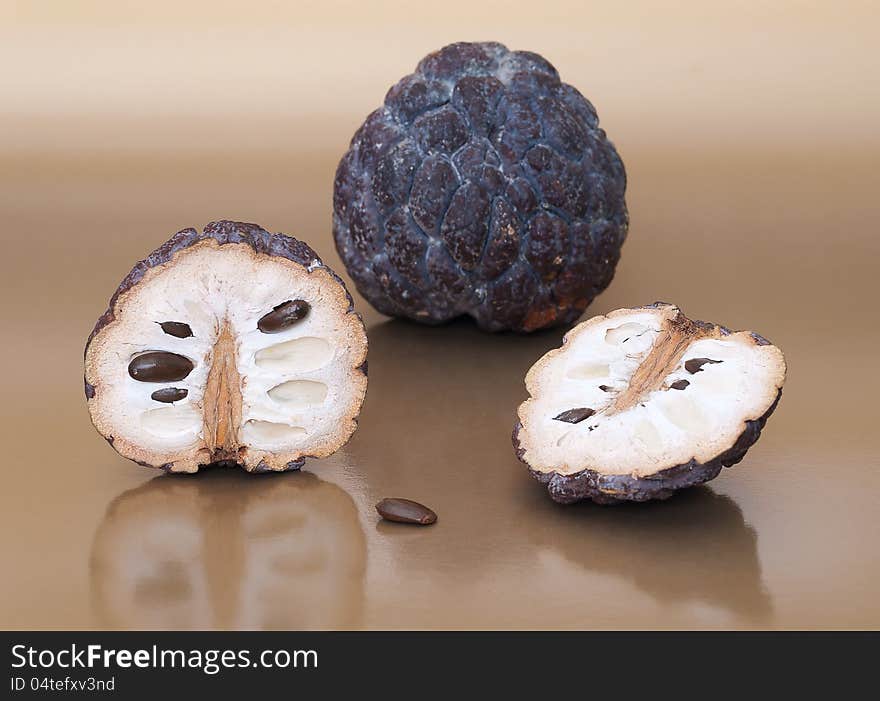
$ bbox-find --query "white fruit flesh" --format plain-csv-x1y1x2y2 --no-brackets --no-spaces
85,239,368,472
517,304,786,478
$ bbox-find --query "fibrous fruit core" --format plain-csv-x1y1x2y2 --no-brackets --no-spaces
84,221,368,473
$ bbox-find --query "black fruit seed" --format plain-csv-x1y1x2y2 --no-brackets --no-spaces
376,498,437,525
257,300,310,333
553,407,595,424
670,379,690,390
159,321,193,338
128,352,194,382
685,358,723,374
151,387,188,403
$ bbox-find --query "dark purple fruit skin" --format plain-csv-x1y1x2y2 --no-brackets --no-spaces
333,41,628,332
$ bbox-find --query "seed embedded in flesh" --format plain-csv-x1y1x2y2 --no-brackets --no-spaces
375,498,437,525
159,321,193,338
128,352,194,382
257,300,310,333
670,379,690,390
553,407,595,424
685,357,722,374
151,387,188,403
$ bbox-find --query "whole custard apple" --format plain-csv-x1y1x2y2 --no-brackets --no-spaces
333,41,628,332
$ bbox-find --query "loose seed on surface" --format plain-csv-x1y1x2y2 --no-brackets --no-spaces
151,387,189,403
258,300,310,333
670,379,690,390
128,352,194,382
376,498,437,525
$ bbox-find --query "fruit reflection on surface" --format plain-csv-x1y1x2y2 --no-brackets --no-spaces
90,469,365,630
526,487,771,618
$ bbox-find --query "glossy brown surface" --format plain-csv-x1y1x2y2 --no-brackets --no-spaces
1,2,878,629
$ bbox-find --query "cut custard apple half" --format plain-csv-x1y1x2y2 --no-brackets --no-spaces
84,221,368,473
513,303,786,503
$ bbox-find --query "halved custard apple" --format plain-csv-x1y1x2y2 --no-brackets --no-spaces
84,220,368,473
513,303,785,503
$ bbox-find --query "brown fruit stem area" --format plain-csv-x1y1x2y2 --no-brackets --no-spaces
608,312,716,415
202,323,243,463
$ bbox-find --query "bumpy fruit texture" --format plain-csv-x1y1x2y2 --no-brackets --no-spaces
333,42,628,332
84,221,368,473
514,303,786,503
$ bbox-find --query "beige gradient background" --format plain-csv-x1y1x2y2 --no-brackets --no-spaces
1,1,878,629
